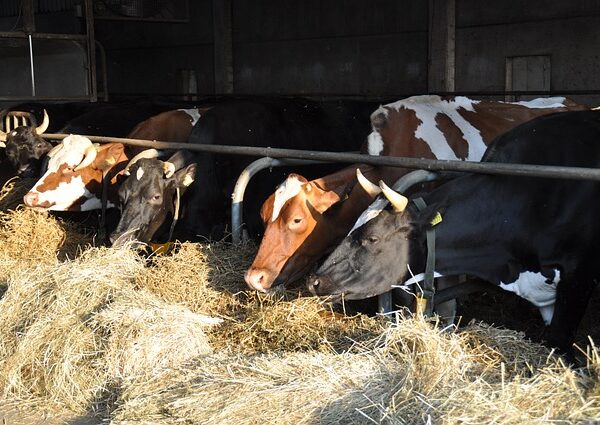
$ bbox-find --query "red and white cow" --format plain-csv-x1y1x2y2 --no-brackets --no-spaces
245,95,588,292
22,108,207,212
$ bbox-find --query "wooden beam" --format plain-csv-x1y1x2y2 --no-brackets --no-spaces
428,0,456,93
213,0,233,94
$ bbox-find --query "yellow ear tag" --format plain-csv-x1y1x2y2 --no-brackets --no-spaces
430,211,443,226
149,241,174,255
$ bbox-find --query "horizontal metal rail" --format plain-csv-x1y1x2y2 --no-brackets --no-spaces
42,132,600,182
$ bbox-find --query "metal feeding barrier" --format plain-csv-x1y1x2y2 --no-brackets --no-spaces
41,132,600,314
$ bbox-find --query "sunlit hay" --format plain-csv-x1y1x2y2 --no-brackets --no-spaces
212,294,383,354
0,177,34,211
109,317,600,425
135,241,255,318
0,247,219,414
0,209,93,283
92,290,221,381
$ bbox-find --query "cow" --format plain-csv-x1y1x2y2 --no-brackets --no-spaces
108,98,378,247
0,110,53,178
245,96,588,293
308,110,600,356
127,108,210,142
21,106,210,212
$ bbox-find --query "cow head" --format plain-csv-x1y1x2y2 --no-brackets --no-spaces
244,173,347,292
110,150,197,248
23,135,125,211
1,110,52,177
307,181,433,300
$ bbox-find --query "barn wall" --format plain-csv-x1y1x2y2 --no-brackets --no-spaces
94,0,215,96
455,0,600,104
231,0,428,96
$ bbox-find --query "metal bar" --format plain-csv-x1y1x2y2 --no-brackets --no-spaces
28,34,35,97
84,0,97,102
378,170,443,315
40,133,600,182
95,40,109,101
0,96,93,101
0,32,88,41
231,157,327,243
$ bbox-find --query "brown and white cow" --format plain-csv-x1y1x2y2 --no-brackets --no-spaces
21,108,206,212
245,95,588,292
127,108,209,142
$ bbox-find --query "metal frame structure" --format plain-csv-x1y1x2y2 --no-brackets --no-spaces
0,0,98,102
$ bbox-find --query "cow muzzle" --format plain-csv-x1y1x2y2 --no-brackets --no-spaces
23,191,52,209
244,267,276,293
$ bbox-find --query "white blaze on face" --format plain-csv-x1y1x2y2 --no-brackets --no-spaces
271,175,304,222
179,108,202,126
27,135,100,211
136,167,145,180
367,129,384,156
499,269,560,325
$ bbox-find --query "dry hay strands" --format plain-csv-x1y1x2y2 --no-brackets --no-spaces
135,241,257,318
211,293,384,354
0,208,93,282
0,247,221,416
0,176,35,211
111,317,600,425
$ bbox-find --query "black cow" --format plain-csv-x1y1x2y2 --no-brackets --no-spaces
109,98,378,246
1,110,52,178
309,110,600,356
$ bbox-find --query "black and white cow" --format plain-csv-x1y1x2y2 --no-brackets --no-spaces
308,110,600,355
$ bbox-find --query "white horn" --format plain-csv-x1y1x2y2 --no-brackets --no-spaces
4,116,9,133
379,180,408,212
356,168,381,198
47,143,64,158
163,161,176,178
35,109,49,135
74,144,98,171
124,148,159,175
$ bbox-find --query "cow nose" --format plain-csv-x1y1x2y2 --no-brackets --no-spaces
245,268,272,292
23,191,39,207
307,274,329,295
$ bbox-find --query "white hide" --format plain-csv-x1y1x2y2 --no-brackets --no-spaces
27,135,105,211
271,175,304,222
136,167,145,180
367,130,384,156
508,97,568,109
179,108,202,126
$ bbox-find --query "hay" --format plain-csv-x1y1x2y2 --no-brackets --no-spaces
0,177,34,211
0,247,220,414
110,318,600,425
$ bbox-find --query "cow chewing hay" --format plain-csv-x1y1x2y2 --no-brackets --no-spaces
0,198,599,422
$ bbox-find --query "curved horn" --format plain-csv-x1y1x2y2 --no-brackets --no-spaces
35,109,49,135
74,144,98,171
163,161,176,178
379,180,408,212
356,168,381,198
124,149,159,175
47,143,64,158
0,131,6,143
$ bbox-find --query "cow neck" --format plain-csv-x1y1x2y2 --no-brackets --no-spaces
99,145,131,239
410,197,438,317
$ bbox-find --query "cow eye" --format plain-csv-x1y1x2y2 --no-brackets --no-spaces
151,194,161,201
364,235,379,244
293,217,303,224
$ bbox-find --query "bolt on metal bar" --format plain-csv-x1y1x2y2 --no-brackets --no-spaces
42,132,600,182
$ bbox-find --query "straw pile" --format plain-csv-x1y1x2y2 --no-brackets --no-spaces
0,176,34,211
0,189,598,424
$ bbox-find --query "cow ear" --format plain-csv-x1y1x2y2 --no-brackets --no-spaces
171,163,197,190
413,204,446,230
308,186,342,214
95,144,124,171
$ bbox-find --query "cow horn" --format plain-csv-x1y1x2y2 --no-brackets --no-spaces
74,144,98,171
356,168,381,197
124,149,159,175
163,161,175,178
379,180,408,212
4,116,9,133
0,131,6,144
47,143,64,158
35,109,49,135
